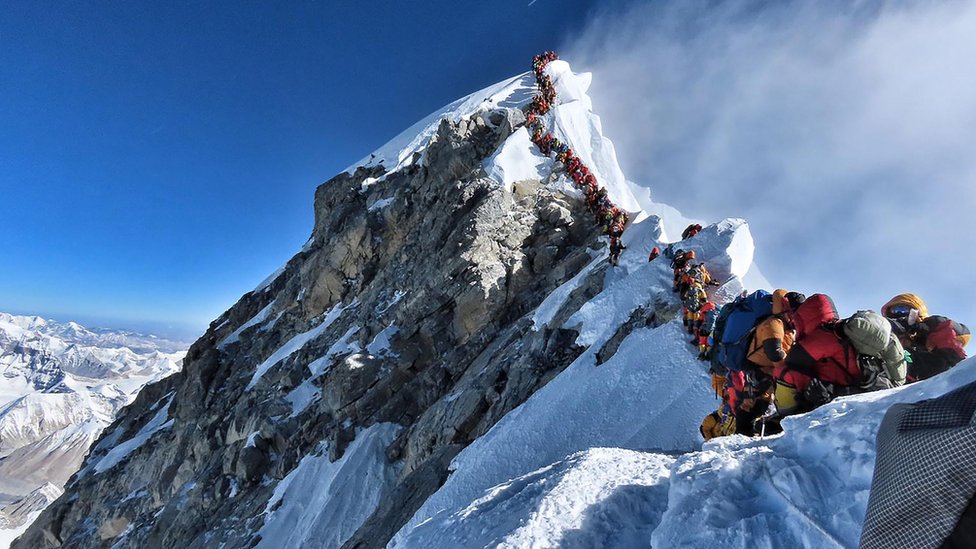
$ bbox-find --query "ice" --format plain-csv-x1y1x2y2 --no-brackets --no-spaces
366,325,398,356
531,252,602,331
483,127,552,192
284,379,320,418
367,197,395,212
246,322,332,390
244,431,260,449
252,265,286,294
89,394,175,475
543,60,642,214
255,423,402,549
246,301,355,390
307,325,362,377
395,448,672,549
345,73,536,174
218,301,276,350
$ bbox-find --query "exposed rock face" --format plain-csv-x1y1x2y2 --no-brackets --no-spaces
15,108,625,548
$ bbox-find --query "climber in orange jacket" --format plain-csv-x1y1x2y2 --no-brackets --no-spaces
670,250,694,292
731,290,806,436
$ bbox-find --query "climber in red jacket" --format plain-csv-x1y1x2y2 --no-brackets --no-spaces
681,223,703,240
773,294,860,415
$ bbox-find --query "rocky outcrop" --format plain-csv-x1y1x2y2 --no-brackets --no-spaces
15,107,627,548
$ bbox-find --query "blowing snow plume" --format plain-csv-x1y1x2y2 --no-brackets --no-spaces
565,0,976,323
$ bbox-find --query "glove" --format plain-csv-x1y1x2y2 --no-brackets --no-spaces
857,354,884,371
802,378,834,407
711,374,726,399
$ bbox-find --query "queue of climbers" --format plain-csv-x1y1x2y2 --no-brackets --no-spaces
527,51,629,266
657,224,722,361
700,290,971,441
523,52,970,450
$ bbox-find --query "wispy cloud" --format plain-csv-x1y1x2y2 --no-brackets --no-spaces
565,0,976,324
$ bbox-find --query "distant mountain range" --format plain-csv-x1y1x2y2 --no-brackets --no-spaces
0,312,186,545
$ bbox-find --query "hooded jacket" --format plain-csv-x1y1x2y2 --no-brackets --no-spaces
745,289,796,372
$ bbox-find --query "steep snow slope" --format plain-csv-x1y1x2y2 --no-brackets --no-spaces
0,313,186,545
400,448,673,549
394,358,976,548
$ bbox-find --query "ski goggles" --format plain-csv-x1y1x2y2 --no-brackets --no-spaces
886,304,915,319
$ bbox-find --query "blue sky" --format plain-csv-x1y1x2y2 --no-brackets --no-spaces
2,1,973,340
0,0,604,338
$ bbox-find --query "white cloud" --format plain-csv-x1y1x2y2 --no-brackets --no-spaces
565,0,976,325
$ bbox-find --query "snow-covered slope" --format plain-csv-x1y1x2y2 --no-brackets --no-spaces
394,359,976,548
0,313,186,545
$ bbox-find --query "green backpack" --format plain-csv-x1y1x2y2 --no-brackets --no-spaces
843,310,907,387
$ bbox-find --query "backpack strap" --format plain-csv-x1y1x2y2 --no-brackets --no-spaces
833,329,861,387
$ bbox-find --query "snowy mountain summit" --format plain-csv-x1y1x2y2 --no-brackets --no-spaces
0,313,185,545
16,58,974,548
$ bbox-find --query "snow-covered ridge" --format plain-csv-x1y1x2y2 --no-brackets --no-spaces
0,312,187,546
279,59,774,548
376,59,938,547
346,73,537,175
0,313,187,355
17,55,958,549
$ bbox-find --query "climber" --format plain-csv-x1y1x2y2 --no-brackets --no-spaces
682,263,718,296
677,270,695,300
733,290,805,435
681,223,703,240
565,156,580,176
648,247,660,262
700,400,736,441
682,283,708,335
774,295,907,417
670,250,694,292
696,300,718,359
882,294,969,382
773,294,845,416
747,290,806,371
609,236,626,266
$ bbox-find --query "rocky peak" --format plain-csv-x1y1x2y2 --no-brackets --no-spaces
15,97,616,548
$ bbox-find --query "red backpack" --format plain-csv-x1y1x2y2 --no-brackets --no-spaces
793,294,839,340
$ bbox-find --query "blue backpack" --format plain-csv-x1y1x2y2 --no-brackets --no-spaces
715,289,773,373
